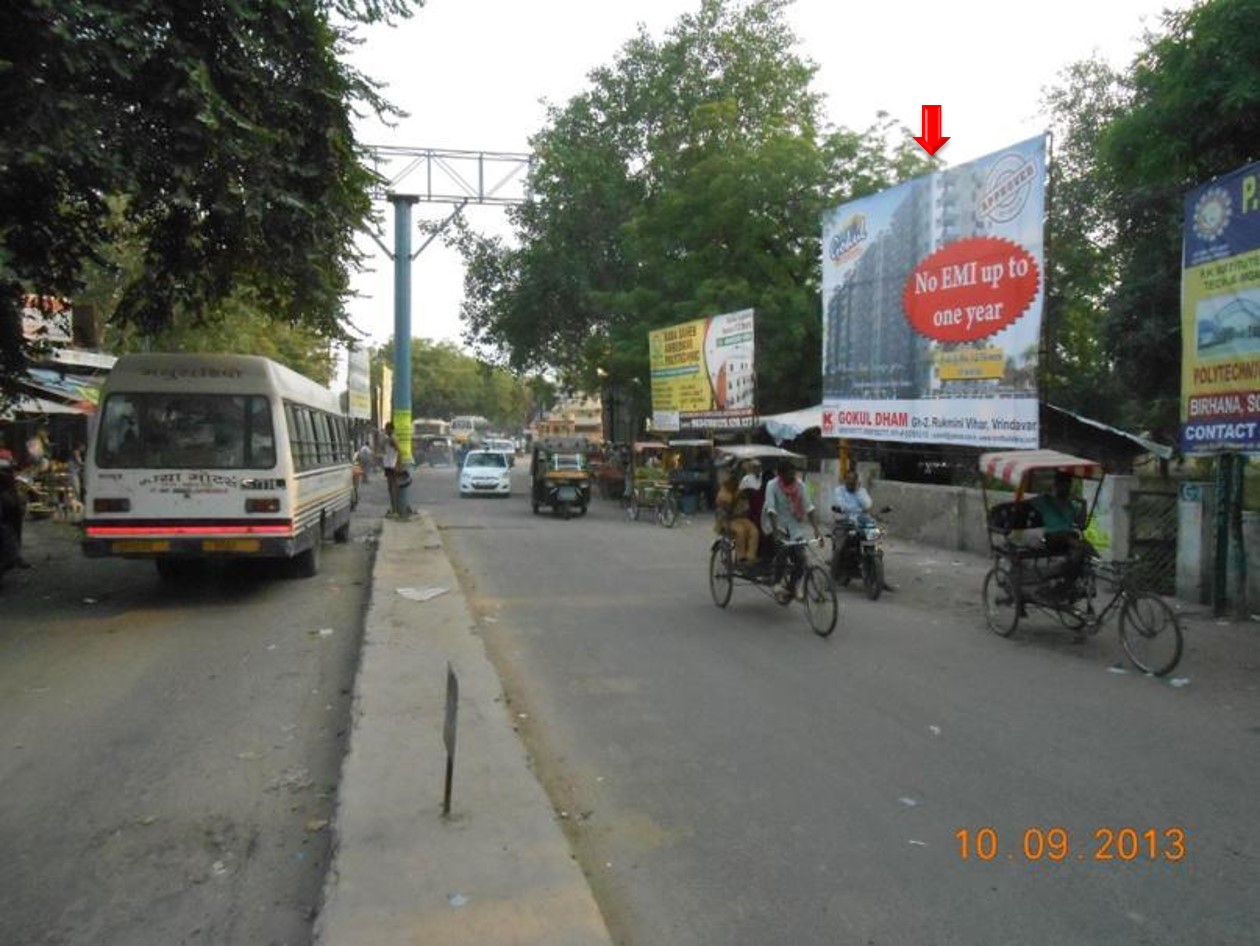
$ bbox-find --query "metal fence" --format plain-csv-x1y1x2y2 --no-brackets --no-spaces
1129,489,1179,595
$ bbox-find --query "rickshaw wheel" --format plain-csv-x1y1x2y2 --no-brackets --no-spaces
983,567,1020,637
1119,592,1184,676
803,566,838,638
709,542,734,607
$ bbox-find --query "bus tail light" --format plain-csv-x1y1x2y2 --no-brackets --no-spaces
93,498,131,513
246,497,281,514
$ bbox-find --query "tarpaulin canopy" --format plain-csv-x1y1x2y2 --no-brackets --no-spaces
979,449,1104,488
759,405,823,444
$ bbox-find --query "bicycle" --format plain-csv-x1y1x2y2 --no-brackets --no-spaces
983,555,1184,676
709,528,838,638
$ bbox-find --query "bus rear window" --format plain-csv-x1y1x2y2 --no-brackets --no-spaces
97,393,276,469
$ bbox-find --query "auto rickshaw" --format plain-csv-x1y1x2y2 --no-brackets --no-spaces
530,437,592,519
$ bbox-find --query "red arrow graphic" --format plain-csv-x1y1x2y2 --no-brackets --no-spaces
914,105,950,156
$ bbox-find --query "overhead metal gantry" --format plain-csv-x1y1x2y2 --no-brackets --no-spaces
361,146,531,468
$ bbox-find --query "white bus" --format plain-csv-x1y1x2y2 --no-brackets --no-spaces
82,353,354,580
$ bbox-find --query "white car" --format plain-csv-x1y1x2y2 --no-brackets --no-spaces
459,450,512,497
484,437,518,466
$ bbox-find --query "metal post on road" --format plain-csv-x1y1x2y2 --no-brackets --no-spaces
390,194,417,514
442,662,459,817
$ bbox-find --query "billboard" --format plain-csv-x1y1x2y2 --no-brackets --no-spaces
821,135,1047,448
346,347,371,420
1179,160,1260,455
649,308,755,431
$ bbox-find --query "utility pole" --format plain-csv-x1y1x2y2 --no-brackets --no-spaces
365,146,530,481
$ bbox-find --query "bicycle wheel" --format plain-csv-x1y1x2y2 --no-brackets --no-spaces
1119,591,1183,676
983,566,1020,637
862,554,884,601
709,541,734,608
803,565,838,638
658,492,677,528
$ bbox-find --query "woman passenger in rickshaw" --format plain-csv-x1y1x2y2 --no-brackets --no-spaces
714,465,759,564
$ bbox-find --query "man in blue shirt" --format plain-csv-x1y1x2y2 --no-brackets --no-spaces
1031,471,1092,594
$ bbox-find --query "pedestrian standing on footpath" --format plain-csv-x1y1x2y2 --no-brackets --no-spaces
383,423,402,518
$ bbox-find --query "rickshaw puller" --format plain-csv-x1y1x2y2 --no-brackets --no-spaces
762,459,821,604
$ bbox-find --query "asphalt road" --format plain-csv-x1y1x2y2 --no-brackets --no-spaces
421,461,1260,946
0,494,381,946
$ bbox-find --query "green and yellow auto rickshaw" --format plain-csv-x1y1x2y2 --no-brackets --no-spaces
530,437,593,519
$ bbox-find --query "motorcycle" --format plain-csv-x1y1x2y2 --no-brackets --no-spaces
830,508,888,600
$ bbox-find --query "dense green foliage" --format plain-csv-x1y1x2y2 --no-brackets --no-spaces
1044,0,1260,439
449,0,933,419
0,0,418,398
378,339,544,430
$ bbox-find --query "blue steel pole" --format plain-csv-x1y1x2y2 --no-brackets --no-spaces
391,194,418,514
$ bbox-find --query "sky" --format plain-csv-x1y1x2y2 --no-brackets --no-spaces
342,0,1181,355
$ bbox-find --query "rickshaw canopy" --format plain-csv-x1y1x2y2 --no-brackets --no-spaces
980,449,1105,488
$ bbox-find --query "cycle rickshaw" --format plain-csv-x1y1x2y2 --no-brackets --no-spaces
980,449,1183,675
624,440,678,527
708,444,838,638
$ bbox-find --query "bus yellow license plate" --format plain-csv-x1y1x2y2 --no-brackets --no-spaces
112,540,172,553
201,539,261,553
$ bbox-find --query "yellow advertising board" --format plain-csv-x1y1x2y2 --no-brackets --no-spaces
649,309,755,431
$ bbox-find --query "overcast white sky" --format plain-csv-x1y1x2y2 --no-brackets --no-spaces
343,0,1179,354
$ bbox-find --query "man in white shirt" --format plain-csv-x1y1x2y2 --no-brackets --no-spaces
832,470,872,519
762,459,821,603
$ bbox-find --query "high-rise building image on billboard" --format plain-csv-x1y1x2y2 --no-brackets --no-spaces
821,136,1047,448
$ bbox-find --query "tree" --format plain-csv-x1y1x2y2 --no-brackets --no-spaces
379,338,538,430
452,0,933,418
1039,57,1129,421
1096,0,1260,435
0,0,420,398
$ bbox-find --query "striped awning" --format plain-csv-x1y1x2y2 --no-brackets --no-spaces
979,449,1104,487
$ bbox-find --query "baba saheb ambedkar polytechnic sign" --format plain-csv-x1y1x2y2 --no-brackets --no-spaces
649,309,755,431
821,135,1047,448
1179,160,1260,455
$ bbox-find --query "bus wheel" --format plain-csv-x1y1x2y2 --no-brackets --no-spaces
333,519,351,544
294,536,321,578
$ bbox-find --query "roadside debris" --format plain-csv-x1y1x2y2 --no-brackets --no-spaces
397,586,449,602
1169,677,1191,688
265,766,313,794
448,893,469,908
899,797,920,807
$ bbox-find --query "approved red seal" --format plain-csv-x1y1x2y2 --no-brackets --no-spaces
901,236,1040,343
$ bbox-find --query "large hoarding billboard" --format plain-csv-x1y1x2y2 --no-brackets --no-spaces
649,308,755,431
821,135,1047,448
1179,160,1260,455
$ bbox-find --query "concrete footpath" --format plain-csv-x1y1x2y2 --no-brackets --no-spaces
314,513,613,946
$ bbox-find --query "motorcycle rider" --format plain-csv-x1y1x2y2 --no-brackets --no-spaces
832,469,872,520
832,468,893,592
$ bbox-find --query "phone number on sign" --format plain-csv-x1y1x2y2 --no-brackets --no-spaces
955,827,1186,862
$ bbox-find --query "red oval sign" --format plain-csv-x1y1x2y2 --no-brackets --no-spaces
901,237,1039,342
